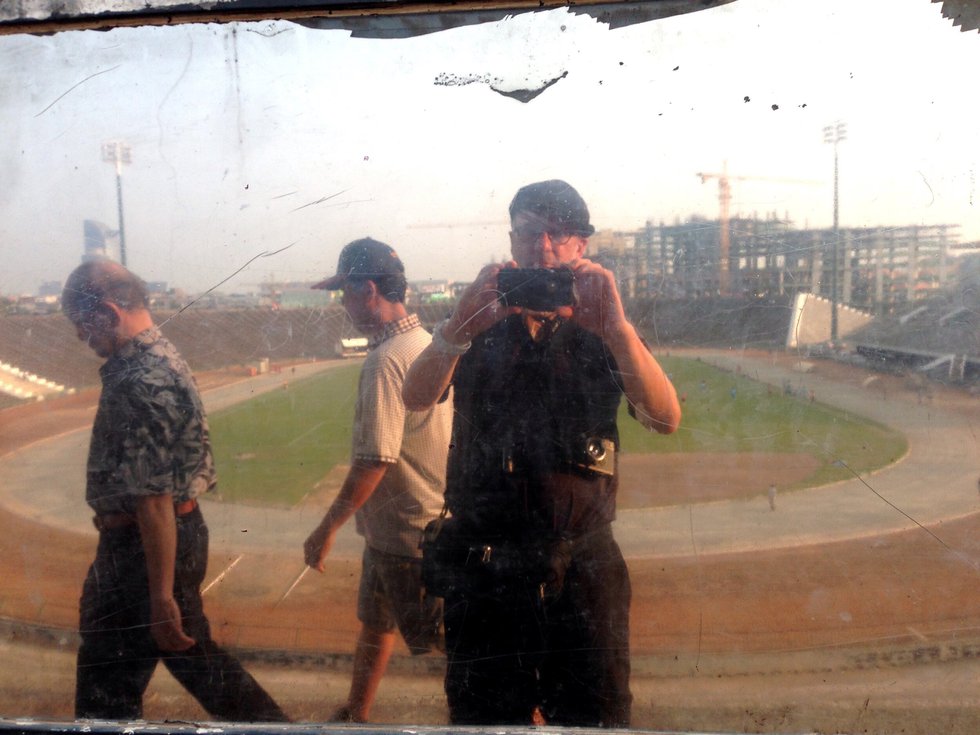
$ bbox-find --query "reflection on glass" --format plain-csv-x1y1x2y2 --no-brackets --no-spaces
0,0,979,731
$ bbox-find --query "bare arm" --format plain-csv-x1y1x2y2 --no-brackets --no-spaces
570,258,682,434
135,493,196,652
303,460,389,572
603,320,682,434
403,262,517,411
402,342,460,412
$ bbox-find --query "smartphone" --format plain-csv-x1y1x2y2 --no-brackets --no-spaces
497,268,575,312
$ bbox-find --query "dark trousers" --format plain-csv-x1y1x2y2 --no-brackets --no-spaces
75,507,287,722
443,525,632,727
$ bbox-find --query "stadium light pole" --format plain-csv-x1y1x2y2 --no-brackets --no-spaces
823,121,846,345
101,141,132,267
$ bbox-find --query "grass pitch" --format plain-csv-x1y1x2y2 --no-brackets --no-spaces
209,357,906,506
619,356,907,489
209,362,362,506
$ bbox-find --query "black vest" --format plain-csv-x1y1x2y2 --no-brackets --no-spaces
447,315,624,537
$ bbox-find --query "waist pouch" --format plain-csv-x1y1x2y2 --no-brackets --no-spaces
421,516,573,600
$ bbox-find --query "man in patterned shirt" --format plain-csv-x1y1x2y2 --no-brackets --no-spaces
63,260,288,722
303,238,452,723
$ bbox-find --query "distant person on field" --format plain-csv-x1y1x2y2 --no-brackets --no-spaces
303,238,452,723
62,260,288,722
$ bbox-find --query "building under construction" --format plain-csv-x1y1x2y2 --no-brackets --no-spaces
592,216,961,315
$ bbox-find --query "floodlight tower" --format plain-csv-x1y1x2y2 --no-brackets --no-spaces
823,121,846,344
101,141,132,266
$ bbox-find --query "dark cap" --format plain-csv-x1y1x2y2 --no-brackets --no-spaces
312,237,405,290
508,179,595,237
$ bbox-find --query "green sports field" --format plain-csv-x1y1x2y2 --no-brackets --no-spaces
619,357,907,490
209,363,362,506
209,357,906,506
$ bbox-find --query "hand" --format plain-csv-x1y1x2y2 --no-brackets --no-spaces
149,596,195,652
304,525,337,572
567,258,629,338
443,262,519,345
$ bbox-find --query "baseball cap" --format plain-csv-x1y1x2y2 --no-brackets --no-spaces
312,237,405,290
508,179,595,237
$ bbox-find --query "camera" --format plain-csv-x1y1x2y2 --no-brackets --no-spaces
574,436,615,477
497,268,575,312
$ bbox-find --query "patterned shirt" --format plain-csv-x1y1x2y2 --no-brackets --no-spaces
352,314,452,557
86,327,216,515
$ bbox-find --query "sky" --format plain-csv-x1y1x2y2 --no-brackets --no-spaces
1,0,979,296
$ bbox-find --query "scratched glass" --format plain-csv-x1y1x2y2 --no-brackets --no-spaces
1,1,979,732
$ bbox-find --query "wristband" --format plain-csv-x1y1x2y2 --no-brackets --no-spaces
431,318,471,355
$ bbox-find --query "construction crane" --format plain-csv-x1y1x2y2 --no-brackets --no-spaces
696,161,819,296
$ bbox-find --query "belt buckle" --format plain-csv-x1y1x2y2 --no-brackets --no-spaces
174,498,198,516
466,544,493,564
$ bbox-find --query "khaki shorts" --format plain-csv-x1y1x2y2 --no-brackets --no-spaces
357,545,444,655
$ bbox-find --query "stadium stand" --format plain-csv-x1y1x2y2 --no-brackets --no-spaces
850,294,980,384
0,302,454,402
628,296,795,349
0,295,974,408
0,307,351,393
0,360,69,400
784,294,874,350
0,314,102,392
155,306,349,371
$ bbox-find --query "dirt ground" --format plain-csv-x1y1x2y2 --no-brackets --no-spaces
2,356,980,733
617,451,821,508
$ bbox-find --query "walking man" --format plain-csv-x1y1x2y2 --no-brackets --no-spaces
303,238,452,722
63,260,288,722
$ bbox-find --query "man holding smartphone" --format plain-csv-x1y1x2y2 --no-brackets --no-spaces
403,180,682,728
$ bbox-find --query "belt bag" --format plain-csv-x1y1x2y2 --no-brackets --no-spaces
420,515,573,600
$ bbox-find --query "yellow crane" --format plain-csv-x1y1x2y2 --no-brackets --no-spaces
696,162,819,296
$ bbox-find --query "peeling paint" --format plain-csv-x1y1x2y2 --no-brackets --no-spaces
1,1,738,37
434,69,569,103
489,71,568,103
433,72,504,89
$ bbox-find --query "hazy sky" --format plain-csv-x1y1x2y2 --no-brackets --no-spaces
2,0,979,295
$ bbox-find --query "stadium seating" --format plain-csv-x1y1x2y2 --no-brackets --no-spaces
628,296,796,349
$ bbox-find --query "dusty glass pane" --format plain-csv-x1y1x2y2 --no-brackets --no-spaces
1,0,978,732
